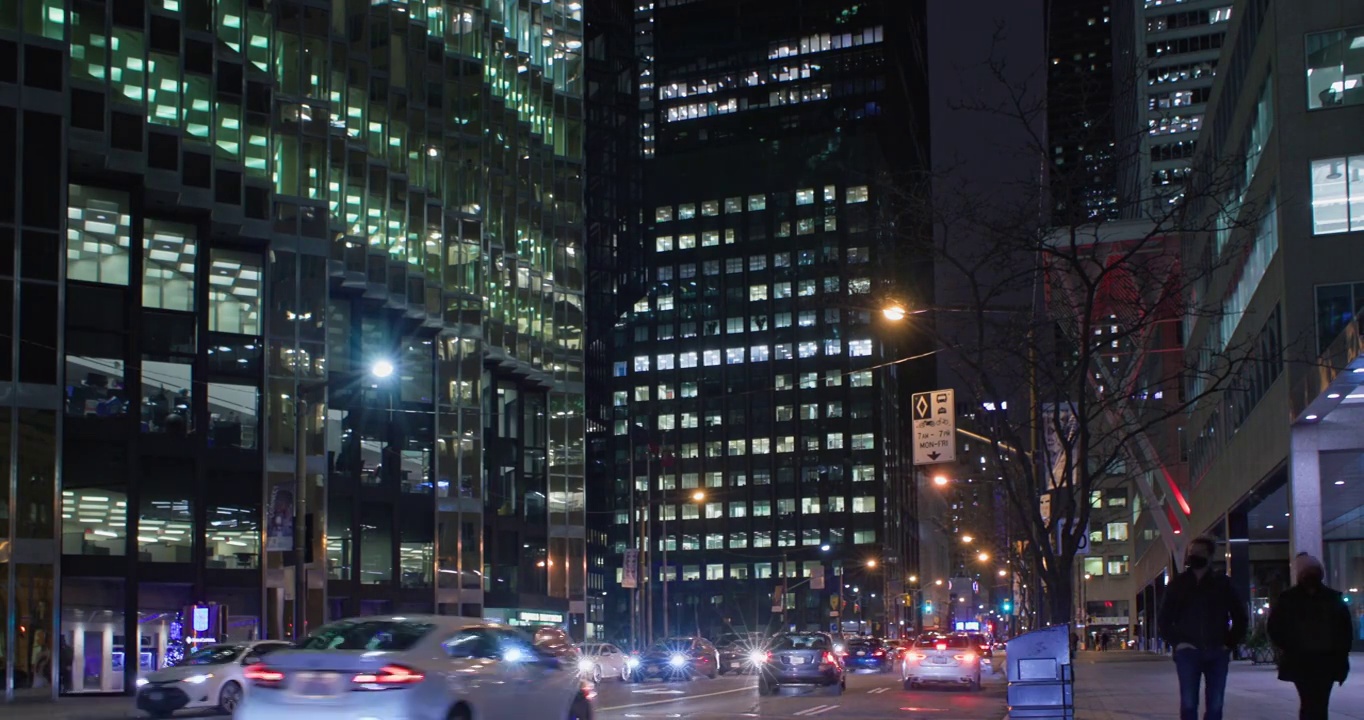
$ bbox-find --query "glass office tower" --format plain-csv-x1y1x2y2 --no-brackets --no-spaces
0,0,585,700
598,0,932,645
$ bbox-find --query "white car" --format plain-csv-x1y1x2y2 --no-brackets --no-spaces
135,640,293,716
901,634,982,691
235,615,594,720
575,643,629,682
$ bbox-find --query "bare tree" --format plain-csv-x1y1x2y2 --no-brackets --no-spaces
893,26,1277,627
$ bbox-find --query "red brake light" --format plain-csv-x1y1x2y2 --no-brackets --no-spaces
935,642,947,651
822,651,836,665
873,649,885,657
352,664,426,688
244,664,284,686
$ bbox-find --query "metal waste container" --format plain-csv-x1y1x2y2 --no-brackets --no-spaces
1005,624,1074,719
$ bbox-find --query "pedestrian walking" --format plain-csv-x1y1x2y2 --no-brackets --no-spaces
1158,535,1248,720
1267,553,1354,720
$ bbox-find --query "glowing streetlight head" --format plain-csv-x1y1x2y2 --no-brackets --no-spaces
882,304,908,322
691,490,706,502
933,475,950,487
998,569,1008,577
908,575,918,583
934,579,944,586
977,552,990,562
866,559,878,569
961,535,974,544
1084,573,1093,580
820,544,831,552
371,359,396,379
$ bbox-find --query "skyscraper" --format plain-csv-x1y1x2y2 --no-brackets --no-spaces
1,0,585,700
599,0,932,644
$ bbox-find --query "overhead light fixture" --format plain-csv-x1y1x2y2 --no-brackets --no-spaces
1328,393,1341,399
1336,480,1346,485
1265,525,1274,529
1306,415,1319,421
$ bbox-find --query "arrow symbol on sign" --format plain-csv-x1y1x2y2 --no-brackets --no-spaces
928,451,940,460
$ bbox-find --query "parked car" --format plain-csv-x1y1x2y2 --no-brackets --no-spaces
625,637,720,682
842,637,893,673
902,633,981,691
757,632,845,696
135,640,293,717
575,642,629,682
234,616,593,720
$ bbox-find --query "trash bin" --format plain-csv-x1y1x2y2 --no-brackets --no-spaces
1005,624,1074,719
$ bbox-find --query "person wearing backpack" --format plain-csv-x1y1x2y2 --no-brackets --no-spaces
1267,553,1354,720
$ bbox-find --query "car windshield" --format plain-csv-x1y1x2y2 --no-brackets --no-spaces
774,634,829,650
650,639,693,652
180,645,243,666
298,620,435,651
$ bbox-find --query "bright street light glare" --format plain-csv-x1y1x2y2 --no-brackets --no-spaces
866,559,878,568
961,535,974,544
977,552,990,562
882,305,908,322
820,544,831,552
934,579,944,586
371,359,396,379
932,475,949,487
998,569,1008,577
908,575,918,583
691,490,706,502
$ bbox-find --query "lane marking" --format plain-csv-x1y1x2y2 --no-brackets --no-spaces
599,684,754,711
867,687,889,694
793,705,840,716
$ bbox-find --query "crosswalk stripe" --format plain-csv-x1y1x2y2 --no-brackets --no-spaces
793,705,840,716
867,687,889,694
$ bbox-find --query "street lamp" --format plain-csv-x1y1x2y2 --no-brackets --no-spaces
908,575,918,583
977,552,990,563
882,304,908,322
998,569,1008,577
961,535,974,544
371,359,395,379
691,490,706,502
866,559,878,569
932,475,950,487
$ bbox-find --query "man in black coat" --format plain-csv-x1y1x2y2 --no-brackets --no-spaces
1158,535,1248,720
1267,553,1354,720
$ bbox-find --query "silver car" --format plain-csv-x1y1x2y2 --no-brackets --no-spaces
901,634,982,691
575,643,629,682
235,615,594,720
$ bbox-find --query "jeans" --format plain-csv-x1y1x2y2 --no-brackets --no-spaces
1173,647,1230,720
1293,679,1334,720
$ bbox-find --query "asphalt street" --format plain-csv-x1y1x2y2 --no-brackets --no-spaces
594,666,1008,720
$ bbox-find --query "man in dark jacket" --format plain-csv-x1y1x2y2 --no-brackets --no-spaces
1158,536,1248,720
1267,553,1354,720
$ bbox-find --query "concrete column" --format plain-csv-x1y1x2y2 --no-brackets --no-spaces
101,625,116,692
70,625,85,693
1289,425,1324,560
1226,510,1251,604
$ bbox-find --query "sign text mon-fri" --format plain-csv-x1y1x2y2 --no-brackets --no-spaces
912,389,957,466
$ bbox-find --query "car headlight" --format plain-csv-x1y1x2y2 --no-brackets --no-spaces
747,650,767,665
668,654,688,668
578,659,596,673
182,674,213,685
135,678,149,688
626,657,640,669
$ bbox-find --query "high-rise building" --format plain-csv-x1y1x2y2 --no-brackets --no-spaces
1136,0,1233,209
1135,0,1364,652
0,0,586,700
596,0,932,645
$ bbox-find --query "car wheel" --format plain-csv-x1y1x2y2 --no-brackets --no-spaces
707,666,718,680
590,664,602,684
758,680,777,696
567,694,593,720
627,671,642,683
217,681,244,714
971,676,981,692
828,682,843,697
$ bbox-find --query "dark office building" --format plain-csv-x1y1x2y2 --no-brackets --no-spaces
1,0,585,700
598,0,932,645
1045,0,1126,222
583,0,644,639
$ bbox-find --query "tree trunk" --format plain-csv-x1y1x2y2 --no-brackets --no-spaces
1042,565,1074,628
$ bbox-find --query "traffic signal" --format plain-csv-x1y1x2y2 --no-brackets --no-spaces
923,601,933,614
1001,599,1013,613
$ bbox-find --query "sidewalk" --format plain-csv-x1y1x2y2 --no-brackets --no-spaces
1072,651,1364,720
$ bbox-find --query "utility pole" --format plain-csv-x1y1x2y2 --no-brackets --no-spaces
628,429,637,651
645,447,654,645
293,395,308,641
660,439,669,639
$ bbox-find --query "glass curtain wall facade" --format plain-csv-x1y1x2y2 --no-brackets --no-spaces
1,0,585,700
598,0,931,646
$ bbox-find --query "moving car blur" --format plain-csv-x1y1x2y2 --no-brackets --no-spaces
841,637,893,673
575,642,630,683
625,637,720,682
136,640,292,717
234,616,593,720
757,632,845,696
901,633,982,691
715,632,770,675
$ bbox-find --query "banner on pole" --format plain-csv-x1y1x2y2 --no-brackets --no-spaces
622,549,639,588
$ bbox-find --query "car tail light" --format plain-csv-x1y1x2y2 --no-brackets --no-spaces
908,653,927,661
954,653,977,663
352,665,426,689
935,642,947,651
873,649,885,657
821,651,837,665
765,651,773,662
243,664,285,688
